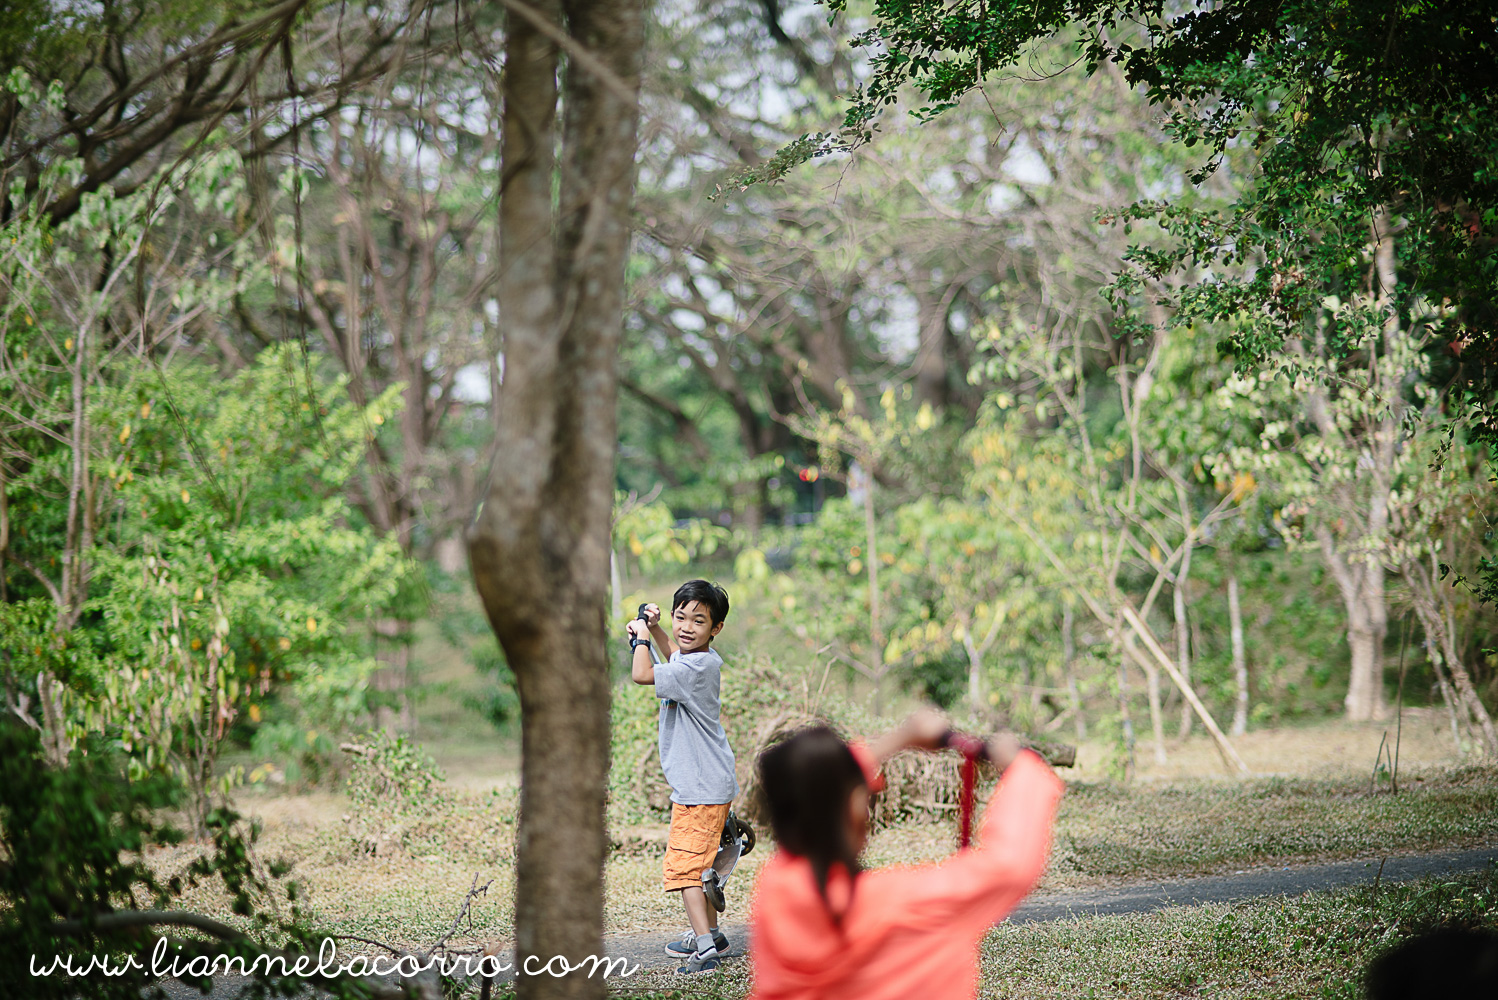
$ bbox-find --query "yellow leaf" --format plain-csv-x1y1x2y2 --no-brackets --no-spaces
193,587,204,602
372,412,384,425
277,637,291,651
248,704,261,723
306,617,317,633
118,423,131,443
181,490,190,503
64,337,73,350
140,402,151,418
190,638,202,650
916,402,935,430
1150,544,1162,563
847,558,863,575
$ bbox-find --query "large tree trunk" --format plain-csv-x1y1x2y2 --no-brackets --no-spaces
1318,523,1387,721
466,3,643,997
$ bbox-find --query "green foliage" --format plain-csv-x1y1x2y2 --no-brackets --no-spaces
467,634,520,730
0,718,317,998
345,729,445,813
81,349,404,795
613,494,728,582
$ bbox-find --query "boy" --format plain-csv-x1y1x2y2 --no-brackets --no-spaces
626,579,738,974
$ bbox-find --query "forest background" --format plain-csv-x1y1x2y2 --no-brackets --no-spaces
3,1,1498,998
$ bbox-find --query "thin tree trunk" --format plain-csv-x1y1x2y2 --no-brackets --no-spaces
1126,632,1167,765
1229,573,1249,737
962,613,983,713
1062,604,1086,740
1407,556,1498,756
1116,651,1135,779
467,4,643,997
1174,543,1194,738
859,460,886,714
372,618,413,732
1121,605,1249,774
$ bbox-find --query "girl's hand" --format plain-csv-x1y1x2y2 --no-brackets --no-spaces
986,733,1023,771
903,706,950,751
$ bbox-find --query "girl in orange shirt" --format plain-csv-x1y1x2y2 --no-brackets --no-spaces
748,712,1064,1000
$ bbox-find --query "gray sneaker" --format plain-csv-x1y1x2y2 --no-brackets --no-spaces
677,949,721,974
664,928,729,959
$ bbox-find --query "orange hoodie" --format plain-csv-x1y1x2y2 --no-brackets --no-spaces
747,748,1064,1000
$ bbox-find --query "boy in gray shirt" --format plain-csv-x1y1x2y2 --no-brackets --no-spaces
627,579,738,974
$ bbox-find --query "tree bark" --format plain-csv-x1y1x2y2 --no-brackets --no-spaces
1406,556,1498,757
1125,632,1167,765
371,618,414,732
1228,573,1248,737
1316,522,1387,721
857,460,887,714
466,3,642,997
1173,544,1193,738
1062,604,1086,740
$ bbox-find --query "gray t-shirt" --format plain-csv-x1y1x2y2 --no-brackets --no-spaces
655,647,739,805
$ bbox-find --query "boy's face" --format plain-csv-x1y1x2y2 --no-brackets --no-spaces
672,600,723,653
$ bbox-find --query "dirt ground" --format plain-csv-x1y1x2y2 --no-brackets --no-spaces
1083,706,1467,782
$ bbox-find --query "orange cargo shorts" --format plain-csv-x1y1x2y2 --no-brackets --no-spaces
663,801,731,891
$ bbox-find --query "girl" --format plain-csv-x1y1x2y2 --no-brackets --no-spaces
748,711,1064,1000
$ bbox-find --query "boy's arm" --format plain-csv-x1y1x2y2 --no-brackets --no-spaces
643,603,679,658
627,620,656,685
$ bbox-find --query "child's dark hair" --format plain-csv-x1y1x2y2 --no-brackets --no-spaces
1366,927,1498,999
672,579,730,625
756,726,866,914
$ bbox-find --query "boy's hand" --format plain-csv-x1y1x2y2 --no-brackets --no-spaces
626,619,650,641
642,603,661,626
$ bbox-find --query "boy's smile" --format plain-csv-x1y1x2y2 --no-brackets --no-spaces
672,599,723,653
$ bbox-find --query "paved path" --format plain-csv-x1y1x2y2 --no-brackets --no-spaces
159,845,1498,995
1010,845,1498,923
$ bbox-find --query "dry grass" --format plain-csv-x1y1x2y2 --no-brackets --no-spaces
181,724,1498,956
1108,707,1469,783
865,762,1498,890
484,867,1498,1000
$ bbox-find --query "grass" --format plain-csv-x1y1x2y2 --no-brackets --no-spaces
160,754,1498,955
187,598,1498,973
977,865,1498,1000
528,865,1498,1000
860,763,1498,891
